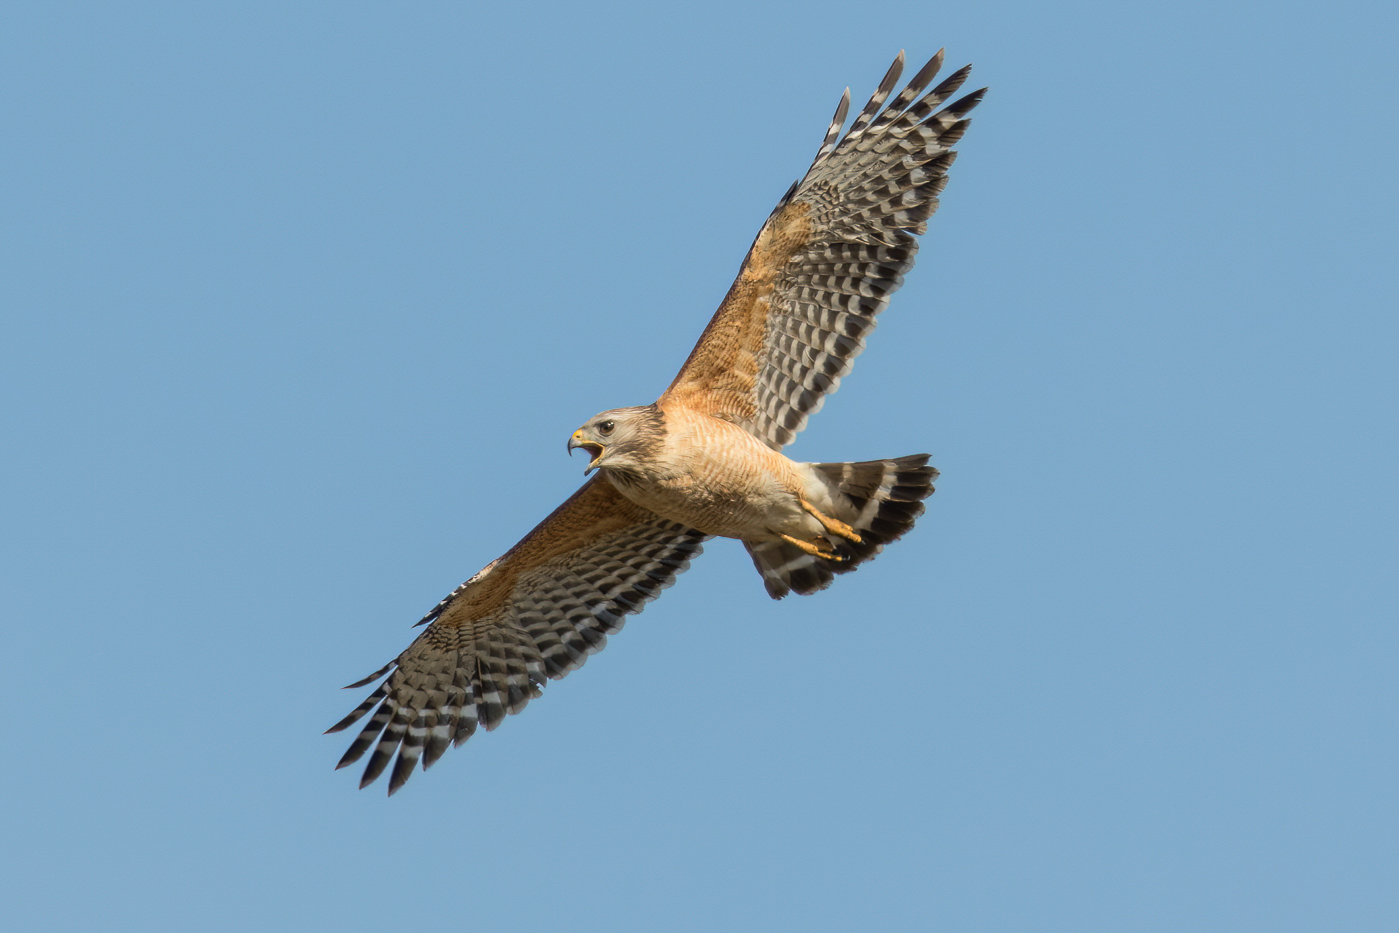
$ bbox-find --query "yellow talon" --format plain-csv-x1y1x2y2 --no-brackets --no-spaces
780,533,843,561
799,499,862,544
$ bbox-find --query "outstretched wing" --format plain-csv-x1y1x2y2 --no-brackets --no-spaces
661,50,985,449
327,478,708,794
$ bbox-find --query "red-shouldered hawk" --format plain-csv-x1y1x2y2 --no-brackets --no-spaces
329,50,985,793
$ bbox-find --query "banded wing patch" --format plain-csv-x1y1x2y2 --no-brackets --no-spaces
328,510,707,795
751,51,985,449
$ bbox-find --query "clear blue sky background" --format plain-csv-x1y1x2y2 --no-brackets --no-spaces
2,2,1395,930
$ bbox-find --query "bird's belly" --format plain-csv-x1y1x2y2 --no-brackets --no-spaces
604,455,815,542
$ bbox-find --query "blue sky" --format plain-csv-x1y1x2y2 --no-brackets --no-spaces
2,2,1396,930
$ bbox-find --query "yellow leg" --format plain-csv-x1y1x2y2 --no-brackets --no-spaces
779,533,842,561
799,499,863,544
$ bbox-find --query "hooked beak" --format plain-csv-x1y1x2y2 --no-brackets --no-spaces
568,431,605,474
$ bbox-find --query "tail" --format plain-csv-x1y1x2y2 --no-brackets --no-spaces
745,455,937,599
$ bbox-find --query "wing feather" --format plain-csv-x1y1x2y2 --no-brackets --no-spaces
327,478,708,794
662,51,985,448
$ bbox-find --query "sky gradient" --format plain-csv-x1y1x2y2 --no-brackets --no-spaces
3,2,1397,930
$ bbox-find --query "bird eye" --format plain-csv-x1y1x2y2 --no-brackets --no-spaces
597,420,615,435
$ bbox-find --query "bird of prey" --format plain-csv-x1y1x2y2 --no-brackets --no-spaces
328,49,984,793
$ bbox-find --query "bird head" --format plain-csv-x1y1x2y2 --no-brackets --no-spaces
567,406,664,475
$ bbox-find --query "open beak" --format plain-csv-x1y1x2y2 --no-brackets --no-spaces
567,432,605,474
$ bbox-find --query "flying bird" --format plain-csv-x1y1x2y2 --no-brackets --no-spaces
328,49,985,793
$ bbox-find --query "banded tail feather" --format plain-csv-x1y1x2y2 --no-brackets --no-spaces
745,454,937,598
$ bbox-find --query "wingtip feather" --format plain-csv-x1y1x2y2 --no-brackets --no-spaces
342,659,395,690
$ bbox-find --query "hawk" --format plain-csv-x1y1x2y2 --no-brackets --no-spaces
329,50,985,793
